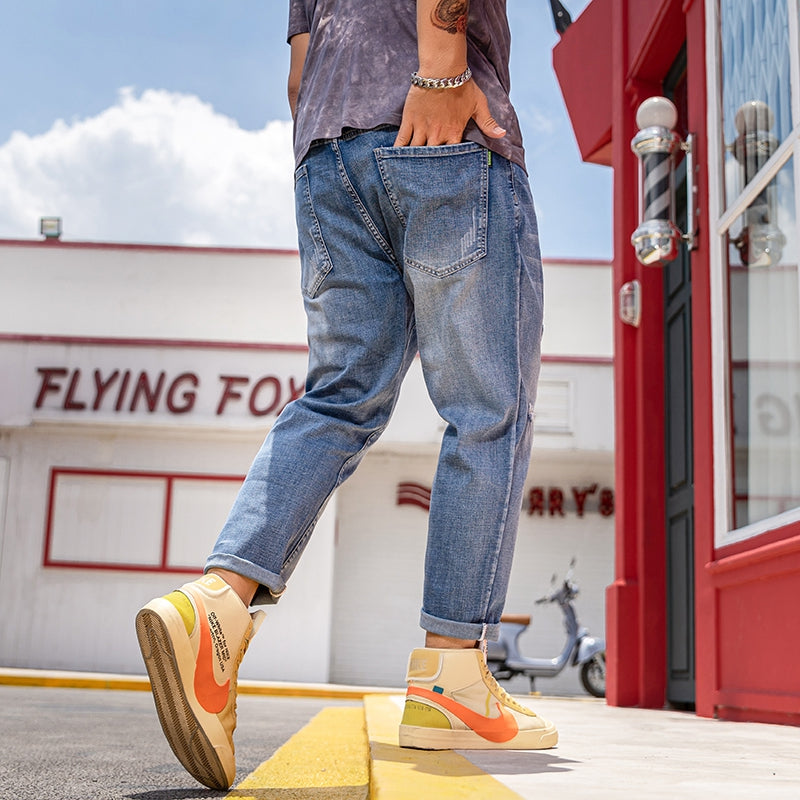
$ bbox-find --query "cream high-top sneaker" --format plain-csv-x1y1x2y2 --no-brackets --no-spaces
136,574,265,789
399,647,558,750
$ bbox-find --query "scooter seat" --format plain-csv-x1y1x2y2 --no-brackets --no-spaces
500,613,531,626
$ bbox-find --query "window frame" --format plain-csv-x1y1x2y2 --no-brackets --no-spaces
707,0,800,548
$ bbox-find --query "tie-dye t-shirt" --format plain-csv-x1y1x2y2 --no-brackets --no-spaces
287,0,525,169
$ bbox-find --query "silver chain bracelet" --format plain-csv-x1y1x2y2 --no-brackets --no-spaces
411,66,472,90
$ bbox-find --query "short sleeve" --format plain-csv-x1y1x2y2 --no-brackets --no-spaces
287,0,310,41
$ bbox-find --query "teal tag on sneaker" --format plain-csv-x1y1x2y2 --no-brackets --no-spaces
433,685,444,694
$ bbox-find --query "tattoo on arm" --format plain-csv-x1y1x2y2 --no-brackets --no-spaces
431,0,469,34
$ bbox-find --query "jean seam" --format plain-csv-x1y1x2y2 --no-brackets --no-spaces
331,140,398,267
478,156,525,625
295,163,334,298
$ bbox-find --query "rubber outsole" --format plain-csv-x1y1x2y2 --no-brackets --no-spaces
398,721,559,750
135,607,230,790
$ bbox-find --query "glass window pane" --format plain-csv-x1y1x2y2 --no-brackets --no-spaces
720,0,793,209
728,157,800,528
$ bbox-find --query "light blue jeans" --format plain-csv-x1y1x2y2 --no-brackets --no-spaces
207,128,543,641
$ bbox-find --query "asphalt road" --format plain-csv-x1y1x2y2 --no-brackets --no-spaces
0,685,358,800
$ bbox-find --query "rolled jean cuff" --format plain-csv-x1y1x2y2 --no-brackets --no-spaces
204,553,286,606
419,610,501,642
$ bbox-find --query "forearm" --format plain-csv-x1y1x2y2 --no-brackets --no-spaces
397,0,505,148
287,32,309,119
416,0,469,77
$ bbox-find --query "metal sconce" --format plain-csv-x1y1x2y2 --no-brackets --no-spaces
729,100,785,267
630,96,696,266
618,279,642,327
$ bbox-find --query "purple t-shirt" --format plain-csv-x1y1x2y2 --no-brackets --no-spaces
287,0,525,169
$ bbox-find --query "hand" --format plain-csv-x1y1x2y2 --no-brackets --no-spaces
393,79,506,146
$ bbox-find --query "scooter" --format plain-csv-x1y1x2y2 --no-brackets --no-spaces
486,560,606,697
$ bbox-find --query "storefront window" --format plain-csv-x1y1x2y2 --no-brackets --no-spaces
720,0,793,209
728,159,799,527
718,0,800,532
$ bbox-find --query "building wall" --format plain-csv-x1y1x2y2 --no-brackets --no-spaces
0,240,614,691
554,0,800,722
331,448,614,694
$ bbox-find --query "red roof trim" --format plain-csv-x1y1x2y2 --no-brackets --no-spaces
0,238,611,268
0,237,299,257
0,333,308,353
0,333,613,364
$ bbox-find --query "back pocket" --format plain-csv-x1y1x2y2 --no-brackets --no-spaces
374,143,488,278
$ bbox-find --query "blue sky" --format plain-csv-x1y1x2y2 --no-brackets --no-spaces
0,0,611,259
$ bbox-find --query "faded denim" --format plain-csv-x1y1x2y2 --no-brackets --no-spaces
207,128,543,642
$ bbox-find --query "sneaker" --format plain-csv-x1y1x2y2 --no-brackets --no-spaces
399,647,558,750
135,573,264,789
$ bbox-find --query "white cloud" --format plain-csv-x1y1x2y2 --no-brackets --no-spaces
0,88,297,248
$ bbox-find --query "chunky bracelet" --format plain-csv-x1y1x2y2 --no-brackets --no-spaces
411,66,472,90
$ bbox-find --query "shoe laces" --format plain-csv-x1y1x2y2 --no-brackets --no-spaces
478,652,537,716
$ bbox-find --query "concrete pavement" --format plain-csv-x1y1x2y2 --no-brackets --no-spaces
368,694,800,799
2,668,799,798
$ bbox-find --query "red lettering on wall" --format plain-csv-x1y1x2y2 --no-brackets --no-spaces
34,366,303,419
548,487,565,517
35,368,68,407
216,374,304,417
599,488,614,517
249,376,281,416
572,483,598,517
115,371,132,411
93,369,119,410
129,371,166,412
528,487,545,516
63,369,87,410
284,376,305,412
167,373,199,413
217,375,249,415
526,484,614,517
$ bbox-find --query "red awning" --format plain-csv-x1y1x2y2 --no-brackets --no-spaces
552,0,613,165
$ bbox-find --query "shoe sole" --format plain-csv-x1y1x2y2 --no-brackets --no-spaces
398,722,558,750
135,606,230,790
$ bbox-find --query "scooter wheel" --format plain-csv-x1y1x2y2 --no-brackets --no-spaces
580,652,606,698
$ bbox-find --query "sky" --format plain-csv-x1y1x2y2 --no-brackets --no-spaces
0,0,611,259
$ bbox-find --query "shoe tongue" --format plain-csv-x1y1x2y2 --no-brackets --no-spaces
198,574,228,592
250,609,266,634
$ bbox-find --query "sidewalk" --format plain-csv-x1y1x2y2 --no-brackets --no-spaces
2,669,798,798
365,694,800,799
231,679,800,799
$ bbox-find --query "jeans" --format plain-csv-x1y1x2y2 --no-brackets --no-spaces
207,128,543,642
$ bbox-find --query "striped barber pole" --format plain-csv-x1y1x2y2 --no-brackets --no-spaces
641,151,672,221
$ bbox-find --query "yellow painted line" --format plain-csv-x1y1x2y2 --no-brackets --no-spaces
0,671,152,693
365,695,523,799
230,705,369,800
237,682,397,701
0,669,397,700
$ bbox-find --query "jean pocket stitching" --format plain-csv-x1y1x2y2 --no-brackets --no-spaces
295,164,333,298
374,145,489,278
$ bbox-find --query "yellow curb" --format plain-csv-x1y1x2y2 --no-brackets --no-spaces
229,706,369,800
0,669,151,693
364,695,523,799
0,668,399,699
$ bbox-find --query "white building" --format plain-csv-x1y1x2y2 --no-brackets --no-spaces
0,237,613,694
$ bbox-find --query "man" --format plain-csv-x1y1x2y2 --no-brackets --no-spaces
136,0,556,790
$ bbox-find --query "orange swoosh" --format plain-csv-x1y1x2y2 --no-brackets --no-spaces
193,594,230,714
407,686,519,743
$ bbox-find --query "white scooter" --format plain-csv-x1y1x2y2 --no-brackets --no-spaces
486,561,606,697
